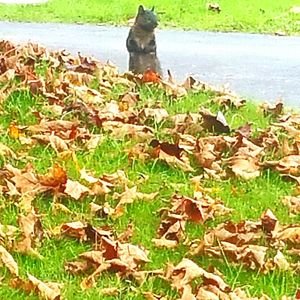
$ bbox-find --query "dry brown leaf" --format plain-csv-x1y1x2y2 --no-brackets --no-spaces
15,210,44,258
228,151,261,180
206,3,221,13
143,291,168,300
158,148,194,172
282,195,300,215
112,186,158,216
102,122,154,141
84,134,102,150
261,209,278,234
140,107,169,123
64,179,92,200
0,245,19,276
273,250,290,271
264,155,300,177
212,94,245,109
11,273,62,300
153,214,186,248
32,134,69,153
0,223,18,248
200,109,230,134
171,194,232,223
80,261,112,290
99,287,119,296
60,221,87,241
64,261,89,275
39,163,67,190
0,143,17,159
261,100,284,116
165,258,229,292
161,70,187,98
274,225,300,245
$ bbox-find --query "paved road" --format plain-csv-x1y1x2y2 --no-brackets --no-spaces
0,21,299,106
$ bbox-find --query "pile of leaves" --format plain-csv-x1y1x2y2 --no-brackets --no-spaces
0,40,300,299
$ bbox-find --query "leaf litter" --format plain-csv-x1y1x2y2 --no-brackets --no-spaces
0,40,299,299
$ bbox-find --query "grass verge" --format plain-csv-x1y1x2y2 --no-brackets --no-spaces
0,0,299,35
0,40,299,299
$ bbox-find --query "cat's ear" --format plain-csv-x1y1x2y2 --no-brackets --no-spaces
138,5,145,14
151,6,155,11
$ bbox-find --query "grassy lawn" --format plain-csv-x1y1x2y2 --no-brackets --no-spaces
0,0,299,35
0,40,300,300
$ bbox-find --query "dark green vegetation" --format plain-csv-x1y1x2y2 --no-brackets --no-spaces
0,0,299,35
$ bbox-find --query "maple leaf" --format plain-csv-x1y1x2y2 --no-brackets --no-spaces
112,185,158,217
39,163,67,190
143,291,168,300
139,107,169,123
151,142,194,172
32,134,69,153
15,210,44,258
117,223,134,243
0,223,18,249
0,245,19,276
273,250,290,271
80,168,114,195
274,225,300,245
228,150,261,180
161,70,187,98
171,112,203,135
102,122,154,141
64,179,92,200
11,273,62,300
228,136,264,180
142,69,161,83
190,220,263,256
126,142,150,162
282,195,300,215
212,93,245,109
5,164,49,204
64,260,89,275
28,120,79,136
260,209,278,234
99,287,119,296
60,221,87,241
261,100,284,117
60,221,112,243
171,193,232,223
200,109,230,134
0,143,17,159
80,261,112,290
165,258,230,292
153,213,186,248
66,232,150,289
84,134,103,150
264,155,300,185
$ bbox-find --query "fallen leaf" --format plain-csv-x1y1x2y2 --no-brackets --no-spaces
64,179,92,200
206,2,221,13
0,245,19,276
200,109,230,133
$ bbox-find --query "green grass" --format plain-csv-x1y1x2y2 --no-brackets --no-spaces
0,47,299,299
0,86,298,299
0,0,299,35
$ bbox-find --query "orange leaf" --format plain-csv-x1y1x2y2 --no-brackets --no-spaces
9,124,21,139
142,69,160,83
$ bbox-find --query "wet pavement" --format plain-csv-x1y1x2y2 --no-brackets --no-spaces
0,21,299,106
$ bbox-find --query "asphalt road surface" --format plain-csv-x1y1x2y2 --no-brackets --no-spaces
0,21,299,106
